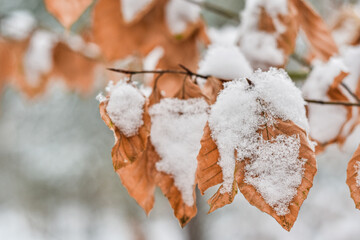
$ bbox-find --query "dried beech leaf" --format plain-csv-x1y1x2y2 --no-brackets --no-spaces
99,101,150,169
174,77,207,100
51,42,99,94
202,77,225,104
346,145,360,209
117,142,158,214
45,0,92,29
296,0,339,61
237,119,317,231
156,168,197,227
197,123,238,212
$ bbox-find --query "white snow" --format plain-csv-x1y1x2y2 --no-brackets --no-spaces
106,81,146,137
120,0,153,23
23,30,58,87
198,45,253,80
302,57,349,143
208,68,310,215
0,10,36,40
165,0,202,35
237,0,288,68
149,98,209,206
207,26,238,46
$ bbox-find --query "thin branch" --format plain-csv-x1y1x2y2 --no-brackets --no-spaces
184,0,240,22
107,67,360,108
340,82,360,103
107,68,210,79
305,99,360,107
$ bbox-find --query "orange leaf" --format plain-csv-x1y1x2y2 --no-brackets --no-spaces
346,145,360,209
45,0,93,29
117,142,158,214
51,41,99,94
295,0,339,61
99,100,150,170
237,119,317,231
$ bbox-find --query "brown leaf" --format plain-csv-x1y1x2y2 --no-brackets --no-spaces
117,142,158,214
174,76,207,100
202,77,225,104
237,119,317,231
346,145,360,209
156,168,197,227
99,99,150,170
45,0,93,29
295,0,339,61
196,123,238,212
92,0,208,97
51,41,99,94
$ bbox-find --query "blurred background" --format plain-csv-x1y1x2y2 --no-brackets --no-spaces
1,0,360,239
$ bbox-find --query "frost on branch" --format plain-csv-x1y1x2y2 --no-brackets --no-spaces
150,77,208,226
197,68,317,231
347,145,360,210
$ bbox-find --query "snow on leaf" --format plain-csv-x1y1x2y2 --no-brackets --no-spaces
198,45,253,80
238,118,317,231
120,0,155,24
302,57,352,150
346,145,360,210
149,78,208,226
295,0,339,61
238,0,299,69
44,0,93,29
197,68,316,230
99,82,150,169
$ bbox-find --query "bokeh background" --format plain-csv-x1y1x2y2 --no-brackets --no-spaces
1,0,360,239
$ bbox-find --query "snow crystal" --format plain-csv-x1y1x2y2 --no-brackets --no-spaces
165,0,201,35
0,10,36,40
149,98,209,206
208,68,310,215
106,81,146,137
302,58,349,143
356,162,360,188
237,0,288,68
198,45,253,80
23,30,58,87
120,0,153,23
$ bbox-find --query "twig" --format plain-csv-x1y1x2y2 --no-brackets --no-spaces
107,67,360,108
107,68,210,79
305,99,360,107
184,0,240,22
340,82,360,103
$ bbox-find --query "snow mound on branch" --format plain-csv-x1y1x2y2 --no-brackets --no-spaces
237,0,288,68
208,68,310,215
23,30,58,87
120,0,153,23
302,58,349,143
165,0,202,35
106,81,146,137
149,98,209,206
0,10,36,40
198,45,253,80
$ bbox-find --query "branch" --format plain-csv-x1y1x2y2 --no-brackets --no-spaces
305,99,360,107
107,68,210,79
340,82,360,103
184,0,240,22
107,67,360,108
